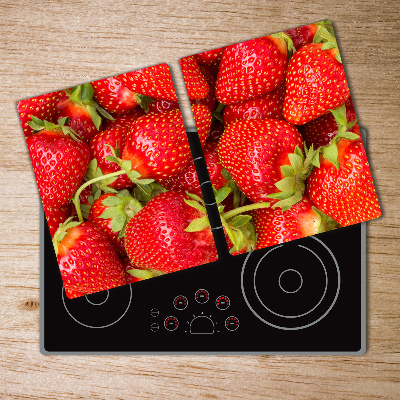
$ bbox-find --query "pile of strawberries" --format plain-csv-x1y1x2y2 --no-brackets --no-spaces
18,20,381,299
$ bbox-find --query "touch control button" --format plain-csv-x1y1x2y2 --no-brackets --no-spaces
173,295,188,310
164,316,179,331
195,289,209,304
216,295,230,310
150,308,159,317
225,316,240,331
150,323,160,332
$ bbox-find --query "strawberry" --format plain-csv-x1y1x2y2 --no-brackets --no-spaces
55,83,114,143
122,108,192,180
119,64,178,102
250,194,338,248
215,35,288,104
92,76,139,114
195,47,225,73
17,90,64,138
218,119,304,203
53,219,127,298
191,103,212,146
190,65,218,113
284,23,319,51
90,128,135,190
307,136,381,227
26,118,90,208
124,191,218,273
222,80,286,126
180,55,209,100
88,191,142,256
103,109,146,135
121,256,165,284
300,97,360,149
158,142,228,197
147,98,179,114
43,202,73,238
283,42,350,125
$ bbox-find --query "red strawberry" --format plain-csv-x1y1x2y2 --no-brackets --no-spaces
215,35,288,104
90,128,135,190
190,65,218,113
122,108,192,180
158,142,228,197
284,23,319,51
121,256,164,284
147,98,179,114
250,194,338,248
17,90,64,138
103,109,146,135
119,64,178,102
218,119,303,203
88,191,142,256
92,76,138,114
283,42,350,125
55,83,114,143
222,80,286,126
180,56,209,100
124,191,218,273
43,202,73,237
307,137,381,226
53,219,127,298
300,97,360,149
26,118,90,208
191,103,212,146
195,47,225,72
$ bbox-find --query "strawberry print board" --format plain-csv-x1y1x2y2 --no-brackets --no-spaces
180,20,381,256
18,64,218,299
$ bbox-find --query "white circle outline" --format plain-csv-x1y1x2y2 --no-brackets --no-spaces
62,284,132,329
241,236,341,330
278,269,303,294
85,290,110,306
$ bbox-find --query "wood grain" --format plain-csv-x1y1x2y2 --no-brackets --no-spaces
1,0,399,398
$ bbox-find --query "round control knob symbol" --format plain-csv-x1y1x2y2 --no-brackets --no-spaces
173,295,188,310
164,316,179,331
225,316,240,331
216,295,230,310
195,289,209,304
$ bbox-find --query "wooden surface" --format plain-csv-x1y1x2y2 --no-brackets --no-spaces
1,0,400,398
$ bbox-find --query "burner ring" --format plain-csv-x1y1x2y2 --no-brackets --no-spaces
241,235,340,330
62,284,132,329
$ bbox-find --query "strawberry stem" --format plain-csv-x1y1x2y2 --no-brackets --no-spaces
222,201,271,220
73,170,127,221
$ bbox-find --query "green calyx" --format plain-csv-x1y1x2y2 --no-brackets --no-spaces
133,182,168,204
135,93,155,114
313,207,341,233
270,31,296,59
318,104,360,170
27,116,81,141
268,144,320,210
67,83,114,130
312,20,342,63
211,102,225,124
52,216,81,256
183,186,270,255
72,145,154,222
98,189,143,239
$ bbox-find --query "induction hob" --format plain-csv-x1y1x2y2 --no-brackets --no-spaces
39,131,367,355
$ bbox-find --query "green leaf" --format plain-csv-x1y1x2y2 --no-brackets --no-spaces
280,164,294,177
95,103,115,121
110,213,126,232
221,168,232,181
185,215,209,232
272,190,303,210
99,208,117,220
69,85,82,104
288,152,303,172
215,186,232,204
101,196,122,207
321,41,337,50
322,142,339,169
127,268,154,280
329,104,347,129
86,104,102,130
184,199,206,214
336,51,342,63
81,83,94,105
138,178,155,185
275,176,295,192
230,215,252,228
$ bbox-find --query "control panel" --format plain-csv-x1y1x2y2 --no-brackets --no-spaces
150,289,239,334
